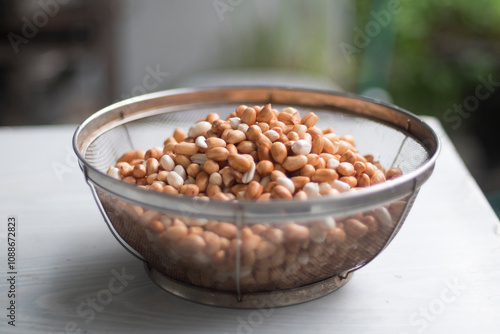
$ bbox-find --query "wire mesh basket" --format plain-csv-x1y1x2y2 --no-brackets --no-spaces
73,87,439,308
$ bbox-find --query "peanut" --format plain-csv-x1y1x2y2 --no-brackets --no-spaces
195,136,208,149
226,130,246,144
311,135,324,154
226,143,238,156
301,112,318,128
299,164,316,178
174,165,186,180
196,171,209,192
173,128,186,142
339,176,357,188
291,176,310,190
237,140,256,154
229,117,241,130
228,154,253,173
371,170,386,185
282,155,307,172
357,173,371,187
107,167,121,180
117,151,135,163
160,154,175,171
312,169,338,183
267,129,282,142
337,162,355,176
116,162,133,177
174,142,199,156
271,185,293,199
256,160,274,176
276,176,295,194
188,121,211,138
246,125,262,141
203,159,220,174
166,171,184,189
292,139,312,155
256,103,274,122
241,162,256,184
206,137,226,149
386,167,403,179
208,172,223,186
344,218,368,238
284,223,310,243
132,163,147,179
245,181,263,199
206,147,229,161
271,142,287,164
257,143,272,161
144,148,162,160
241,107,257,125
175,154,191,169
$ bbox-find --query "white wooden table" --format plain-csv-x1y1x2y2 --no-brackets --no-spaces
0,118,499,334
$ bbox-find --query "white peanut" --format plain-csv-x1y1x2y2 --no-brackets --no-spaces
209,172,223,186
188,121,212,138
276,176,295,194
292,139,312,155
238,123,249,133
327,158,340,169
160,154,175,171
282,106,298,115
264,130,280,142
242,162,256,184
107,167,121,180
166,171,184,189
330,179,350,192
191,153,208,165
229,117,242,130
195,136,208,149
318,182,331,195
318,217,336,230
174,165,187,180
303,182,320,198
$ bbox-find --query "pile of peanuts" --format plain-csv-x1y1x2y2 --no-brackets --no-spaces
107,104,402,200
102,104,406,293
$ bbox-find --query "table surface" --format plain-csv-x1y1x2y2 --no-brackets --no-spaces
0,117,499,334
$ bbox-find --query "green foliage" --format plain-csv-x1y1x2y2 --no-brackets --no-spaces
355,0,500,120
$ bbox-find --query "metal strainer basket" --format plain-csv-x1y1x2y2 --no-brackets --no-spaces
73,86,439,308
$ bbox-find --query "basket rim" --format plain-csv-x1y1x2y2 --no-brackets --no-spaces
73,85,440,222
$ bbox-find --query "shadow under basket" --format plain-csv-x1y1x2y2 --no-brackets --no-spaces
73,86,439,308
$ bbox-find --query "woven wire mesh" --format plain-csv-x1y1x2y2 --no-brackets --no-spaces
77,94,436,299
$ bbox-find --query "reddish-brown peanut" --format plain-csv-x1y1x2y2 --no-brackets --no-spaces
206,147,229,161
312,169,338,183
271,142,287,164
256,160,274,176
282,155,308,172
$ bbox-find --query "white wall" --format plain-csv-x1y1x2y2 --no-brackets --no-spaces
113,0,354,99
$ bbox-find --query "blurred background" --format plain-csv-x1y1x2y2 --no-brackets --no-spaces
1,0,499,214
